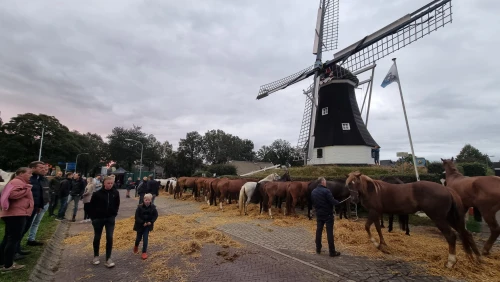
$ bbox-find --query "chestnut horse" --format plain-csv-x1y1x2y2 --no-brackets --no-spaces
285,181,310,215
238,173,280,215
262,171,292,218
250,171,291,214
346,171,481,268
218,178,248,211
174,177,187,199
442,157,500,255
379,176,410,236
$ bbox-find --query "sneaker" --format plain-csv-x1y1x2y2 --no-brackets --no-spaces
133,246,138,254
141,252,148,260
92,257,100,265
79,220,87,223
105,259,115,268
86,219,92,223
13,254,25,261
27,240,44,246
0,263,25,272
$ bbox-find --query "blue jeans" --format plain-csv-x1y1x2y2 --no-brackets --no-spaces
92,217,116,260
135,226,150,253
28,203,49,241
67,195,80,218
57,196,69,219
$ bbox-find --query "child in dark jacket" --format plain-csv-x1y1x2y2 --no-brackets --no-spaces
133,193,158,260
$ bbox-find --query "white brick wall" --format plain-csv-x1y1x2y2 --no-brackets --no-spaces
308,145,374,165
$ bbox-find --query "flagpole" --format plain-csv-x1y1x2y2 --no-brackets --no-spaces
392,58,420,181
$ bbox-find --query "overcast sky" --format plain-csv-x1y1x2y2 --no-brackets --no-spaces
1,0,498,162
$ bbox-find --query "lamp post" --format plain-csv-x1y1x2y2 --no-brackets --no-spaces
75,153,89,173
38,126,45,161
125,139,144,179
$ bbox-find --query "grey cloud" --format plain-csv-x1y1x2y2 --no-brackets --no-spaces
0,0,499,163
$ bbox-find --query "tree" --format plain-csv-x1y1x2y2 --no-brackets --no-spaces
257,139,298,166
202,129,255,164
178,131,204,175
107,126,148,171
456,144,492,167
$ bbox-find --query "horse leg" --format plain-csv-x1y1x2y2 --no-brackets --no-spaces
480,206,500,255
380,214,385,228
434,220,458,268
372,213,389,252
365,215,379,248
268,194,274,219
388,214,394,232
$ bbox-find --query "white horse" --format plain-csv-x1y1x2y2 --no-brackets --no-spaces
0,169,15,193
239,173,280,216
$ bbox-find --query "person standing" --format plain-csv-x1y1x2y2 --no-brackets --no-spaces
0,167,34,271
311,177,341,257
68,173,85,222
371,146,380,166
137,176,149,204
56,172,73,221
26,164,50,246
88,176,120,268
48,171,63,217
94,175,103,192
125,177,133,198
81,177,95,223
133,193,158,260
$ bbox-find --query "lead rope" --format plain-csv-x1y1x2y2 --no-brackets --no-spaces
337,195,351,204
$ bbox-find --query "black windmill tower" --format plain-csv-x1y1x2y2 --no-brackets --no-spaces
256,0,453,165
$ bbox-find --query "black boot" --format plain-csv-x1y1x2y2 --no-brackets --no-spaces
71,215,76,222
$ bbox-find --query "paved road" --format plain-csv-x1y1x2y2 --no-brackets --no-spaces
50,190,451,282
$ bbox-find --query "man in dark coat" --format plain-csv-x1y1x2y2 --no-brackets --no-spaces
56,172,74,221
311,177,341,257
68,173,85,222
48,171,63,217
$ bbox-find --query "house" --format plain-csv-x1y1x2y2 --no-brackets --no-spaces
493,162,500,177
380,160,396,167
227,161,275,176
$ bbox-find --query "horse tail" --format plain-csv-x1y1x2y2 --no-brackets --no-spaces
239,185,246,215
447,198,477,258
398,214,409,231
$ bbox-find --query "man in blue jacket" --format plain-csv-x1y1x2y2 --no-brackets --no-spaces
311,177,341,257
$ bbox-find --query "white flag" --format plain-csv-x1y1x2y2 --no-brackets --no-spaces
381,62,399,88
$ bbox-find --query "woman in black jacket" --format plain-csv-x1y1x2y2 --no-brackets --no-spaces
133,193,158,260
88,176,120,268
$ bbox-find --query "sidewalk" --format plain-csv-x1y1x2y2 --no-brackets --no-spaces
51,190,449,282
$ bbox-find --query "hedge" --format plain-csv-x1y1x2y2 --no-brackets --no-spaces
207,164,237,176
459,162,486,176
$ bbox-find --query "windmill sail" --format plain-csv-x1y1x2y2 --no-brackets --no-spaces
320,0,340,53
256,0,452,99
296,83,315,159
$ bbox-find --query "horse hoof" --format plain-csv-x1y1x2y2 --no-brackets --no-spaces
482,250,490,256
445,254,457,269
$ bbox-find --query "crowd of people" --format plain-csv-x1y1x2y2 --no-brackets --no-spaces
1,162,343,273
0,162,161,272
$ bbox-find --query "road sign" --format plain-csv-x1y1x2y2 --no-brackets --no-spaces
415,158,426,167
66,162,76,171
396,152,408,157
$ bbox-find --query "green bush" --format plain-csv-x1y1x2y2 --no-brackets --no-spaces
427,161,444,174
460,162,486,176
207,164,237,176
192,171,210,177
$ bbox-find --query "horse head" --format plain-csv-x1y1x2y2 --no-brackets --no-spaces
345,171,380,203
280,170,291,181
440,157,461,175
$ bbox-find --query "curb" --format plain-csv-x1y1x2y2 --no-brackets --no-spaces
28,221,70,282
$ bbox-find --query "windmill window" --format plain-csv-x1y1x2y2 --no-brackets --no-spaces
342,123,350,130
317,149,323,158
321,107,328,115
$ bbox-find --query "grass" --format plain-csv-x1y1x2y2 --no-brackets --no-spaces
0,211,59,282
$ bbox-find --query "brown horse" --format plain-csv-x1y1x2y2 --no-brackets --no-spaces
262,171,291,218
379,176,410,236
285,181,310,215
218,178,248,211
346,171,481,268
442,157,500,255
174,177,187,199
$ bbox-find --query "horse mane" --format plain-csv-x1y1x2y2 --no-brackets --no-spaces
259,173,275,183
346,172,381,195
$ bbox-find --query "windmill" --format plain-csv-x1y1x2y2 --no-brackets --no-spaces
256,0,453,165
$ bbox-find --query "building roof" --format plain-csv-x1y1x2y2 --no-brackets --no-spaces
228,161,275,176
380,160,396,167
493,162,500,169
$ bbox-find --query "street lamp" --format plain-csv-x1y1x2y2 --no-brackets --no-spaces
75,153,89,173
38,126,45,161
125,139,144,179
